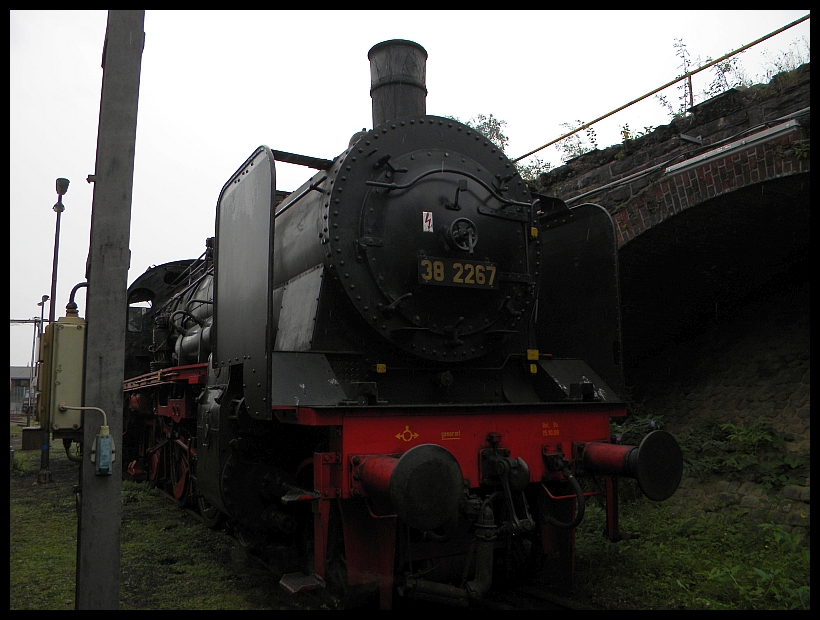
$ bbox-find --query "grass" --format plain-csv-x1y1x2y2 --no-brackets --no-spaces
572,413,810,610
10,423,810,609
10,427,77,610
10,425,330,610
573,493,810,609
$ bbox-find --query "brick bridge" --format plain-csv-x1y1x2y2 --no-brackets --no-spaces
534,64,810,531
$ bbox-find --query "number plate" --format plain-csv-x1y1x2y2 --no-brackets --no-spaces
418,257,498,289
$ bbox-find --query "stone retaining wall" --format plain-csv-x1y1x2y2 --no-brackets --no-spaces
635,279,809,538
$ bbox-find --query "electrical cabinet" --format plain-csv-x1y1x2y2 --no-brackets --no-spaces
38,312,86,435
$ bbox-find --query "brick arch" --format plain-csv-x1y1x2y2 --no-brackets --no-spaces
531,62,811,393
617,171,809,362
611,124,808,247
533,63,810,249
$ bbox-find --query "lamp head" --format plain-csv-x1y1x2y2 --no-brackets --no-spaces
56,178,70,196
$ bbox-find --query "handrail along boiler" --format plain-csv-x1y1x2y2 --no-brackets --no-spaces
121,40,683,608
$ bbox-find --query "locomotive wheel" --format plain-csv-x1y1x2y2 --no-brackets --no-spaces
147,423,171,487
148,439,169,487
190,460,223,529
197,492,224,529
169,439,190,505
148,450,162,483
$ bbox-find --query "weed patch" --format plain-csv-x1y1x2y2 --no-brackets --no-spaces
574,500,810,609
611,406,809,492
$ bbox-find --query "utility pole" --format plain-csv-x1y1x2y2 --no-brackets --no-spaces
75,10,143,610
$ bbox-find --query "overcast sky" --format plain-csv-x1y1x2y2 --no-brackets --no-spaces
9,10,810,367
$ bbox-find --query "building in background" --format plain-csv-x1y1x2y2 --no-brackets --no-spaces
10,366,35,422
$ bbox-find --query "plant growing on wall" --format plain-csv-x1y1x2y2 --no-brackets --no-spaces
555,120,598,162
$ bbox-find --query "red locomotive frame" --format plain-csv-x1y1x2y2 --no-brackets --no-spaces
124,363,650,609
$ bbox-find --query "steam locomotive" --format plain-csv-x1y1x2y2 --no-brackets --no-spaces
120,40,683,608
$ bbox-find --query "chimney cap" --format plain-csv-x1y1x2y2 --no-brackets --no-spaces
368,39,427,61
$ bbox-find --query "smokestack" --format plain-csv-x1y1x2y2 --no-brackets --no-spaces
368,39,428,128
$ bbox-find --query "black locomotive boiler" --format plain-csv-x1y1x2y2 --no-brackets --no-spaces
121,40,683,608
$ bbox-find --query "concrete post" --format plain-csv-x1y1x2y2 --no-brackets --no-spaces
75,10,144,610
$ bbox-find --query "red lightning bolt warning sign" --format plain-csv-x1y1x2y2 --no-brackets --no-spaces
423,211,433,232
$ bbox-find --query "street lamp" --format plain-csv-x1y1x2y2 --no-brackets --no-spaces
41,178,68,484
38,295,49,337
49,178,69,325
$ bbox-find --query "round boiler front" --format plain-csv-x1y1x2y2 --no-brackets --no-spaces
325,116,540,362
